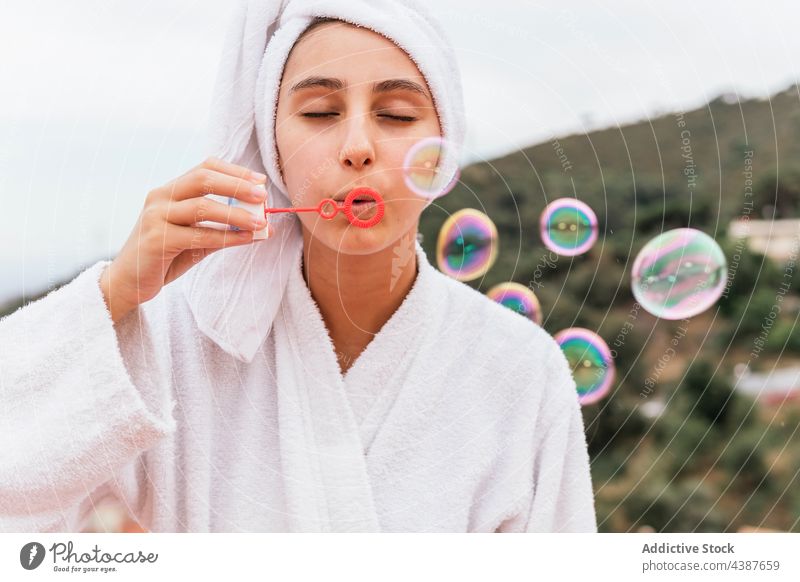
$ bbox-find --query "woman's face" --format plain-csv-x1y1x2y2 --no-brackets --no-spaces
275,21,442,255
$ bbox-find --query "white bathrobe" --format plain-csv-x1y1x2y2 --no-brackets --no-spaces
0,240,597,533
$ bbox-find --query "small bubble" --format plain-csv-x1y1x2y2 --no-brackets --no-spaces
436,209,498,281
539,198,598,256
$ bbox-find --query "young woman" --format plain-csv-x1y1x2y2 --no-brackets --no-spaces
0,3,597,533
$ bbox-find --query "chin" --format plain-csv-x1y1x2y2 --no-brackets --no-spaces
334,223,390,255
310,218,396,255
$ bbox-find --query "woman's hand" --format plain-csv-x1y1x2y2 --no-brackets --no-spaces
100,156,271,323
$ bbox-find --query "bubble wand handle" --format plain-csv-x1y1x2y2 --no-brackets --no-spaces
263,187,384,229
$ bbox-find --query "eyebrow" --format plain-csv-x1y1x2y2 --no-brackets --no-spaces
289,76,431,99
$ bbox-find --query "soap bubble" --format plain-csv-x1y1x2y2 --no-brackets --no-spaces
554,327,615,405
486,282,543,325
631,228,727,320
539,198,599,256
440,167,461,196
403,136,459,199
436,209,498,281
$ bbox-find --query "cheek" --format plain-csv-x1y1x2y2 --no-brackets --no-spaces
385,131,443,187
276,115,315,173
385,195,426,231
281,144,331,199
379,146,414,202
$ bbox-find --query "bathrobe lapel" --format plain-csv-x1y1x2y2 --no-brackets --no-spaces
272,238,437,531
339,242,438,456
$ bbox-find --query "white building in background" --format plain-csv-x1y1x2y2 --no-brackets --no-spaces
733,363,800,405
728,219,800,264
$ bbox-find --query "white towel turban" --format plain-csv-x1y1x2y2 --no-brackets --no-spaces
181,0,467,363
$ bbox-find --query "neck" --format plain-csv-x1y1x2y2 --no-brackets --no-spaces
300,226,420,368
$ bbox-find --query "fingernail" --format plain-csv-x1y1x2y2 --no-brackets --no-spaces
251,184,267,200
250,171,267,183
252,216,267,228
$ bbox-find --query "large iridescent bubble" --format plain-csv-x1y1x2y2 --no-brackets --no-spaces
539,198,599,256
436,209,499,281
554,328,615,405
631,228,727,320
486,282,543,325
403,136,459,200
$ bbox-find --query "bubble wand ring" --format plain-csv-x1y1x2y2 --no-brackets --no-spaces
264,187,385,228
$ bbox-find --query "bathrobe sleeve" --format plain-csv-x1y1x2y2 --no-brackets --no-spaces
522,387,598,532
496,341,598,533
0,260,177,532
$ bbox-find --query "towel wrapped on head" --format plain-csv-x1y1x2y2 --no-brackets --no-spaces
182,0,467,365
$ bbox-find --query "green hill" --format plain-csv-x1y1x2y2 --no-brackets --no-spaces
419,84,800,532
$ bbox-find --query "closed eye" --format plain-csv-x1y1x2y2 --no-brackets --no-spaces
301,112,417,122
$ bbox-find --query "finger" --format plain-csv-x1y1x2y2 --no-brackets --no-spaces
163,239,255,286
200,156,267,184
168,223,257,251
165,196,266,231
164,167,269,204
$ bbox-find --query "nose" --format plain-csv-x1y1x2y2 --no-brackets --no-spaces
338,115,375,171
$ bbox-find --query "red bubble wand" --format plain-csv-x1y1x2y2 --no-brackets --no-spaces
264,186,385,228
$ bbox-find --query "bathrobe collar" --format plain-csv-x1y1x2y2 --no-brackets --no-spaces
180,222,436,369
286,237,434,385
268,235,437,531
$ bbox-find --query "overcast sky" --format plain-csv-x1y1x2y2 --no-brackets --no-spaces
1,0,799,304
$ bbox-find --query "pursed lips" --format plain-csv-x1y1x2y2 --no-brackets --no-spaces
333,187,381,203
